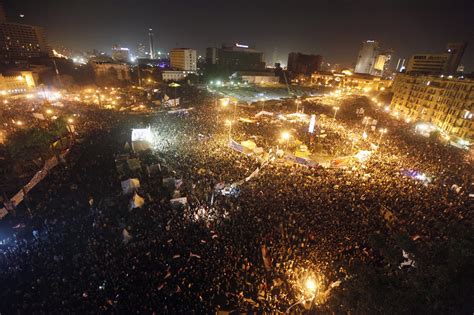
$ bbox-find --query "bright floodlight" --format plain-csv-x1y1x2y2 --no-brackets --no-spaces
132,128,153,143
281,131,290,141
305,278,317,293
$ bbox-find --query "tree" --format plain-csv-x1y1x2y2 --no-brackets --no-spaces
50,117,68,138
6,128,54,168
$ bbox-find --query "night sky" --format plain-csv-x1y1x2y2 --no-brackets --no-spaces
6,0,474,71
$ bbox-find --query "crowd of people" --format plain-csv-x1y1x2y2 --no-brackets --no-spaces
0,89,472,313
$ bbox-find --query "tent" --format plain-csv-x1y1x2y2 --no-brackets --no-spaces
122,229,133,244
255,111,274,118
129,193,145,210
170,197,187,206
121,178,140,194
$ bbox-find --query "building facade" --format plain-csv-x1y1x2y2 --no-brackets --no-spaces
111,47,130,63
311,71,392,92
162,70,191,82
391,73,473,141
206,44,265,72
0,22,50,60
90,60,131,81
287,52,322,76
406,54,449,74
406,42,467,75
0,71,36,94
170,48,197,71
445,42,467,75
230,71,279,84
354,40,379,74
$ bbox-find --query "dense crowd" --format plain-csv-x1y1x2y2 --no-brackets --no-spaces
0,90,472,313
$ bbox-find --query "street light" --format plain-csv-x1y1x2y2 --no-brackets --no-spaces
225,119,232,140
295,99,302,113
377,128,388,147
285,277,317,314
305,278,317,294
281,131,291,151
333,106,340,120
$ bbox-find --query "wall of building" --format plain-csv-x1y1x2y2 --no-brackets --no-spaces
311,71,391,91
170,48,197,71
0,71,36,94
354,40,379,74
391,73,474,141
162,70,189,82
91,62,131,81
0,22,50,59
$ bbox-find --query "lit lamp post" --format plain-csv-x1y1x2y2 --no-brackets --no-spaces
362,116,370,133
225,119,232,140
295,99,302,113
281,131,291,151
377,128,387,147
285,277,317,314
333,106,340,120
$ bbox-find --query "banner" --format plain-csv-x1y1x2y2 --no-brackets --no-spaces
0,148,70,219
229,139,244,153
308,114,316,133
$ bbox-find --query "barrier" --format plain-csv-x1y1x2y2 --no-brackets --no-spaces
0,149,70,219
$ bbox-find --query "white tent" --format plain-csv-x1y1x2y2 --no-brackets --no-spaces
129,193,145,210
121,178,140,194
170,197,187,205
122,228,133,244
255,111,274,118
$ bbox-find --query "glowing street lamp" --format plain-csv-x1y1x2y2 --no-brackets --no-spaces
46,108,53,115
295,99,302,113
225,119,232,140
333,106,340,120
281,131,291,151
305,278,317,294
285,277,317,314
377,128,388,147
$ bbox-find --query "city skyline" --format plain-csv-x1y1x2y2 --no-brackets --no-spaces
6,0,474,70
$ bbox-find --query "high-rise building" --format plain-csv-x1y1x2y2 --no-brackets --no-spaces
395,58,406,72
0,19,50,60
406,42,467,75
206,43,265,72
406,54,448,74
148,28,155,59
372,49,393,77
111,47,130,62
354,40,379,74
445,42,467,75
287,52,323,76
391,73,474,142
137,43,146,58
170,48,197,71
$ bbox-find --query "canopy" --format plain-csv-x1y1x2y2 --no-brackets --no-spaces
121,178,140,194
129,193,145,210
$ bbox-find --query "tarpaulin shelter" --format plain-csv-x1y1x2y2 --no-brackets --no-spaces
121,178,140,194
129,193,145,210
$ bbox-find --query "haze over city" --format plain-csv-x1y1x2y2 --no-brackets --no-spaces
7,0,474,69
